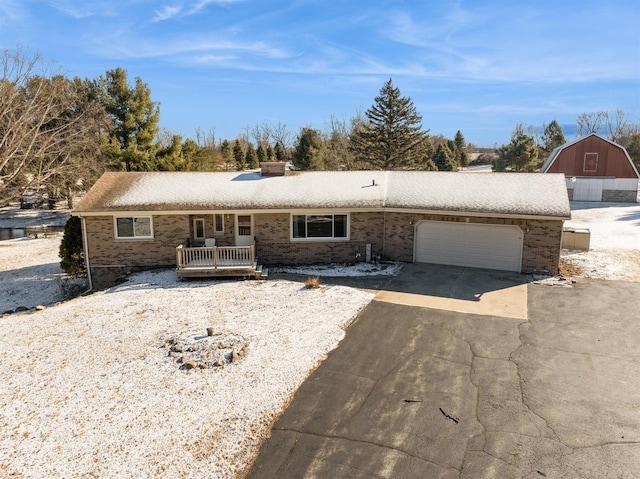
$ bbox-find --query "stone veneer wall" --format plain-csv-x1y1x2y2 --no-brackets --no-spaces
84,215,190,290
602,189,638,203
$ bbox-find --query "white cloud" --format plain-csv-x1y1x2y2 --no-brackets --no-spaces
152,5,183,22
0,0,25,23
47,0,116,19
189,0,241,14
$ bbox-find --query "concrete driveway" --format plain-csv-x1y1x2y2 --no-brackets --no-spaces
246,265,640,478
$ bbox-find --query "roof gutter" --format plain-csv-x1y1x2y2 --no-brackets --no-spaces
72,207,570,222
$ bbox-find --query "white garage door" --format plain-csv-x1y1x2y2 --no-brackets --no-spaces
414,221,523,272
572,178,604,201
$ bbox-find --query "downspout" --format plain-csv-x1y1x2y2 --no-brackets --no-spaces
382,210,386,260
80,216,93,292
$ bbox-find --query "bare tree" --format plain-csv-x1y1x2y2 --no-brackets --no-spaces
604,110,633,144
576,112,606,137
264,120,293,149
250,123,270,148
323,114,352,170
0,49,108,206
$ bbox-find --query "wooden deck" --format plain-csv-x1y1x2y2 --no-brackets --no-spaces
175,244,267,279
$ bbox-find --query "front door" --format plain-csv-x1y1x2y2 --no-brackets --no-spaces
235,214,254,246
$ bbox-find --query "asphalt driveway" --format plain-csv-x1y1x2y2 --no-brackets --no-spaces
246,264,640,478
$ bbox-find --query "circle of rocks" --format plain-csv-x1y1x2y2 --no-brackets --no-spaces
163,332,248,370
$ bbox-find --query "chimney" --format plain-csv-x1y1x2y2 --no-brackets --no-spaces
260,161,286,177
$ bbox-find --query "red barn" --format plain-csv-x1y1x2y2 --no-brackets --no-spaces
541,133,639,202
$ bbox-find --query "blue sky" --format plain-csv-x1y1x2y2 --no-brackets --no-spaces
1,0,639,147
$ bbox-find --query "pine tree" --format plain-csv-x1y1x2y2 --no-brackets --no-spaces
433,143,457,171
453,130,469,168
233,140,245,171
266,144,275,161
540,120,566,155
245,143,259,169
292,128,324,170
93,68,160,171
59,216,85,276
220,139,233,170
256,144,267,163
350,79,429,170
493,124,538,172
274,142,287,162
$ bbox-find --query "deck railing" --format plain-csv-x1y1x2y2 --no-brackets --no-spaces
176,244,255,270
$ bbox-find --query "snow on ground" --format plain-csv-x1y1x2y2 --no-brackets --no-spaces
272,261,403,277
561,202,640,282
0,268,374,478
0,237,87,312
0,203,70,229
1,200,639,478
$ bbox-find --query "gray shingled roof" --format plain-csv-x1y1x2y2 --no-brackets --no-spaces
73,170,571,219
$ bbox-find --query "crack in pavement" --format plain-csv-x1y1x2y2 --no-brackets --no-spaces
517,343,640,365
272,428,460,475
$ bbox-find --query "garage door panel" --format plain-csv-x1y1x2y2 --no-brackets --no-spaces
415,222,523,272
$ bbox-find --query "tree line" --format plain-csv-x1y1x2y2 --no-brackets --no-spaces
0,49,476,207
492,111,640,173
2,48,639,207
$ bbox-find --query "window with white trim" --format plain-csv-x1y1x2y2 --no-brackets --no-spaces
292,214,348,239
115,216,153,239
214,214,224,233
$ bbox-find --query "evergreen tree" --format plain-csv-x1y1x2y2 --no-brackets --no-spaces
92,68,160,171
433,143,457,171
245,143,259,169
59,216,85,276
220,139,233,170
493,124,538,172
256,144,267,163
155,135,186,171
349,79,429,170
540,120,566,155
274,142,287,162
292,127,325,170
419,136,437,170
233,139,245,171
266,144,275,161
453,130,470,168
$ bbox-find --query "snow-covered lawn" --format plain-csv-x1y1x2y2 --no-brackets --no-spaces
0,264,375,478
561,202,640,282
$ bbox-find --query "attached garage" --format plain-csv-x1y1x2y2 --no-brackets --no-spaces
414,221,524,272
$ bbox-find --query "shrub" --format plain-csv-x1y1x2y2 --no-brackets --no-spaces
59,216,86,276
304,276,321,289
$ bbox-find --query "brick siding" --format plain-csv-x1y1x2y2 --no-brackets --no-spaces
254,212,385,264
84,211,563,288
84,215,190,289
